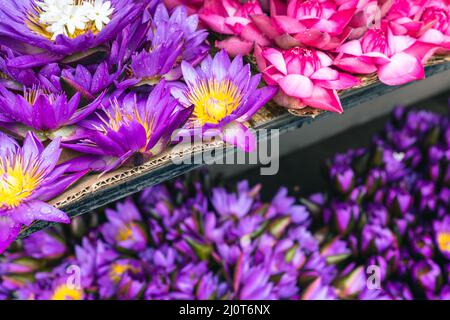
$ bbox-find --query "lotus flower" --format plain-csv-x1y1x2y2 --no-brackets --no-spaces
251,0,361,50
0,132,86,254
171,50,277,152
199,0,271,56
62,80,192,172
385,0,450,50
334,25,439,85
347,0,393,39
0,84,104,141
256,46,360,113
0,0,147,68
126,4,209,87
418,0,450,50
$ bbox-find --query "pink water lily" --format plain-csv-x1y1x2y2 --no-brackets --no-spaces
255,45,360,113
199,0,271,55
252,0,360,50
384,0,450,50
347,0,393,39
334,25,439,85
384,0,428,36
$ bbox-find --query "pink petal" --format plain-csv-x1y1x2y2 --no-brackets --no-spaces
199,14,233,34
254,43,266,71
263,48,287,74
270,0,287,16
317,51,333,67
278,74,314,98
419,29,445,45
362,52,391,64
225,16,251,30
215,37,253,57
387,29,416,54
294,29,331,50
262,65,285,85
404,41,439,64
222,0,239,16
251,14,282,39
334,56,377,74
273,91,307,109
329,8,356,33
302,86,343,113
272,15,306,34
274,34,302,49
314,73,361,90
311,67,339,81
240,24,271,46
377,52,424,86
338,40,363,56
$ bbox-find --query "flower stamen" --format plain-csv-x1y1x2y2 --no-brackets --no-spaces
187,79,242,125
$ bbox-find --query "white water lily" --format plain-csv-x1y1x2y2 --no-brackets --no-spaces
37,0,73,25
35,0,114,39
60,4,90,35
83,0,114,31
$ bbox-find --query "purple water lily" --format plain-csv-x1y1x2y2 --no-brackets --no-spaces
0,131,86,253
126,4,209,87
0,84,104,140
171,49,277,152
62,80,192,172
23,230,66,259
100,199,147,251
61,62,120,100
434,216,450,260
412,259,442,292
0,0,147,67
0,104,449,300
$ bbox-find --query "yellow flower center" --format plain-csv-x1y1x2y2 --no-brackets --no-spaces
116,225,133,242
51,284,83,300
109,263,131,282
96,102,153,151
0,156,44,209
438,232,450,253
187,79,242,125
23,87,55,105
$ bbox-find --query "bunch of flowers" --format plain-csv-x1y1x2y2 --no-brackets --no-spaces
1,105,448,300
192,0,448,112
0,0,277,253
0,175,339,300
304,105,450,299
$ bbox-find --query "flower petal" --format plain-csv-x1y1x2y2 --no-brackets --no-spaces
302,86,343,113
377,53,424,86
0,215,21,254
278,74,314,98
221,122,257,152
